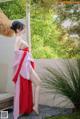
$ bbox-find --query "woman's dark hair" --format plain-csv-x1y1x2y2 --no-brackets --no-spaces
10,21,25,33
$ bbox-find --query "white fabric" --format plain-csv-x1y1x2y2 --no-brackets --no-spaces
13,49,34,80
13,49,34,119
13,77,20,119
20,52,31,80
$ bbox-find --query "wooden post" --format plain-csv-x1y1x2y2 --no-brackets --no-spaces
26,0,31,53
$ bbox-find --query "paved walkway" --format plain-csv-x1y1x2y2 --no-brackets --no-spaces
7,105,72,119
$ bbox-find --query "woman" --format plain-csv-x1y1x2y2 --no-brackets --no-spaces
10,21,42,119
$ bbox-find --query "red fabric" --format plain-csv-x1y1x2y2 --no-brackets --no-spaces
23,48,35,69
13,47,35,115
22,47,29,52
31,61,35,69
19,75,33,114
12,51,27,83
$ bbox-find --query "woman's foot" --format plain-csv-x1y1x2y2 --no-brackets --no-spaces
33,106,39,115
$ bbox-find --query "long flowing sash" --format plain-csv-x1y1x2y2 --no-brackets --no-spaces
13,48,32,119
12,49,29,83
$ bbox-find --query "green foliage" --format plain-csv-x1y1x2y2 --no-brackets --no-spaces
0,0,26,19
55,3,80,39
31,4,65,58
43,59,80,110
0,0,80,58
31,3,80,58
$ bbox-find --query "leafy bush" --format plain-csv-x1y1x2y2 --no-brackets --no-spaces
31,3,80,58
0,0,26,19
0,1,80,58
31,5,64,58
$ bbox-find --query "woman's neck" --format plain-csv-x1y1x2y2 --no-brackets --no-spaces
16,33,20,36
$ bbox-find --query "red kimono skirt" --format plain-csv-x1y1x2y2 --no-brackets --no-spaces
12,48,35,119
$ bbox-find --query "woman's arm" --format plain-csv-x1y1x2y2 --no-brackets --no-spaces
19,37,29,49
14,36,29,51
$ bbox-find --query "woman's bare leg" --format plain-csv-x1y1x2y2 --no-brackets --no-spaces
30,66,42,114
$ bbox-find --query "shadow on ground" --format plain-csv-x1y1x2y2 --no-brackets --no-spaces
3,105,72,119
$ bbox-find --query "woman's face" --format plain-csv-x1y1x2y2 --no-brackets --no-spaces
16,27,26,35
